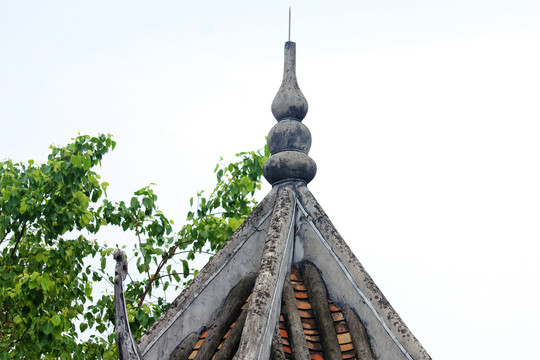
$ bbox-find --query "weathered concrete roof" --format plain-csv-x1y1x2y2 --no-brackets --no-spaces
135,184,431,360
121,39,431,360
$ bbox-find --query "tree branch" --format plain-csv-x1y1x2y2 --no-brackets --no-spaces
10,223,27,258
0,306,13,339
146,272,197,282
136,237,194,309
5,325,28,352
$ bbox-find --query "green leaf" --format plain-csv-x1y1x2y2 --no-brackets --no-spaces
51,323,62,338
40,273,51,291
103,351,116,360
84,283,92,298
80,322,88,332
182,260,189,277
0,187,10,200
72,155,82,168
101,181,109,196
82,155,91,170
42,321,54,335
51,314,61,326
80,211,93,227
143,197,152,209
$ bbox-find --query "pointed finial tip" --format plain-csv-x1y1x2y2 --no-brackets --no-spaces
271,41,308,121
288,7,291,41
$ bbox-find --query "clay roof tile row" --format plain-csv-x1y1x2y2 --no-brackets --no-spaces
186,267,372,360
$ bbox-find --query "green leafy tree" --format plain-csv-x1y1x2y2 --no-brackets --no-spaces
0,134,268,359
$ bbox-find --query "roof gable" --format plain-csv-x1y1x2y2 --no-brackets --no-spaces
132,184,430,360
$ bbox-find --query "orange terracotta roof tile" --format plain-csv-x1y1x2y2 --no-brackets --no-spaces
340,342,355,352
292,282,307,291
337,332,352,344
296,299,312,310
194,338,204,350
290,274,302,282
281,337,290,346
298,309,314,318
303,328,319,336
331,312,345,322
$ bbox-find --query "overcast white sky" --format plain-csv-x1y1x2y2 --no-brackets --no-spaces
1,1,539,358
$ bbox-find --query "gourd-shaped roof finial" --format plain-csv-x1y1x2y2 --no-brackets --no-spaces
264,37,316,186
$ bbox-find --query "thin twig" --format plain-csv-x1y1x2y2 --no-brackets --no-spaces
137,237,193,309
146,272,197,282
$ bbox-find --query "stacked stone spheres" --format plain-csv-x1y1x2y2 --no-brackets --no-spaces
263,41,317,185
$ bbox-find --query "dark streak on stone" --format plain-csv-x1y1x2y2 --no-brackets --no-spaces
282,278,310,360
193,273,256,360
301,262,342,360
344,307,374,360
213,305,249,360
168,332,199,360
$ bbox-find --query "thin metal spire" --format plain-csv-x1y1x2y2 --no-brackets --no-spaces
288,7,291,41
